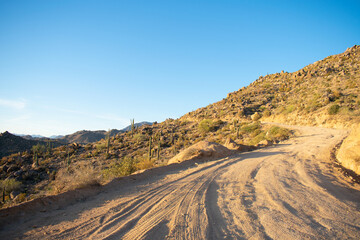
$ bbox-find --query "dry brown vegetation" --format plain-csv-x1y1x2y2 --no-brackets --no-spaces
0,119,291,208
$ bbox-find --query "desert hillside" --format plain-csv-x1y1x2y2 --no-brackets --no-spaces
0,45,359,209
183,45,360,128
0,132,63,159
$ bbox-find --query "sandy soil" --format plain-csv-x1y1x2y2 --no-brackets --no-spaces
1,125,359,239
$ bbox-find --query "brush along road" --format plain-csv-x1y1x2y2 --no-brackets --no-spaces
1,125,359,239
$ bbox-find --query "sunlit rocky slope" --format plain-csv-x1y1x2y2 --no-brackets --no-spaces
0,45,359,208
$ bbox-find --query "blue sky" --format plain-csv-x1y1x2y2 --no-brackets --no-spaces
1,0,359,136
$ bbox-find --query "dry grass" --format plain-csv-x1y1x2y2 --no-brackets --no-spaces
136,156,155,170
53,162,100,193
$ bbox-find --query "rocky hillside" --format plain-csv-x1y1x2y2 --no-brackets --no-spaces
61,130,115,144
0,132,62,159
1,45,359,208
183,45,360,128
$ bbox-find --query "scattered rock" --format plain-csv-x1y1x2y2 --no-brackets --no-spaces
10,191,20,200
257,140,273,147
224,138,251,151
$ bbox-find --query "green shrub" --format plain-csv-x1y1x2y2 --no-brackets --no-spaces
0,179,21,195
96,142,107,151
266,126,291,141
241,122,261,133
249,131,266,145
32,144,46,156
328,104,340,115
284,105,295,114
136,156,155,170
133,133,147,142
0,179,22,202
198,119,216,133
102,157,136,180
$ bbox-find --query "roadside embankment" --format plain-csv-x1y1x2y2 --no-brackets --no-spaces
337,123,360,175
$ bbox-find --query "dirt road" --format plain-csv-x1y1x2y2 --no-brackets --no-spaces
1,125,360,239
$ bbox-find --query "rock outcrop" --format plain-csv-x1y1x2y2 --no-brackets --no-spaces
337,123,360,175
168,141,234,164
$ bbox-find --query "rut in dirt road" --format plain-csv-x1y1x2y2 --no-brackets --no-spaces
1,125,360,239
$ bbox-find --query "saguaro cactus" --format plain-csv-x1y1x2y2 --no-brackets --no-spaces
148,136,152,161
130,119,135,137
157,132,161,161
106,130,111,157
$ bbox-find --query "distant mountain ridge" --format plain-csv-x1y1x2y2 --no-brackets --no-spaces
121,121,153,132
0,131,63,158
59,121,152,144
0,122,153,158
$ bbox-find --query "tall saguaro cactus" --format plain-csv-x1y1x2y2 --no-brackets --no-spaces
157,131,161,161
106,129,111,158
148,136,152,161
130,119,135,137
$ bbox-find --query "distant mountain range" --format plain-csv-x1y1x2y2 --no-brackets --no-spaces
57,121,152,144
1,121,152,158
14,134,58,140
120,121,153,132
0,131,63,158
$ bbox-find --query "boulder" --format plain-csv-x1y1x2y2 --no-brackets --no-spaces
224,138,254,151
224,138,239,150
257,139,273,147
168,141,233,165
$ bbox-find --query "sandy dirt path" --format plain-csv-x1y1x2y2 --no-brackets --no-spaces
1,125,360,239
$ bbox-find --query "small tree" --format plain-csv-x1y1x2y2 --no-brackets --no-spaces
0,179,21,202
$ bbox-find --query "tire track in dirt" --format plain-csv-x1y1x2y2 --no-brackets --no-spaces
1,125,359,239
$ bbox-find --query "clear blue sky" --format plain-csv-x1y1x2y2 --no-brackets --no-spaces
1,0,359,136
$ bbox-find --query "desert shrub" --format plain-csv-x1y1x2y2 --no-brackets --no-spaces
250,128,262,138
284,105,295,114
180,120,190,126
266,126,291,141
133,133,147,142
32,144,46,156
103,157,137,180
249,131,266,145
328,104,340,115
262,109,271,117
241,122,261,134
53,163,100,193
198,119,216,133
135,156,155,170
0,179,21,195
96,142,107,151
